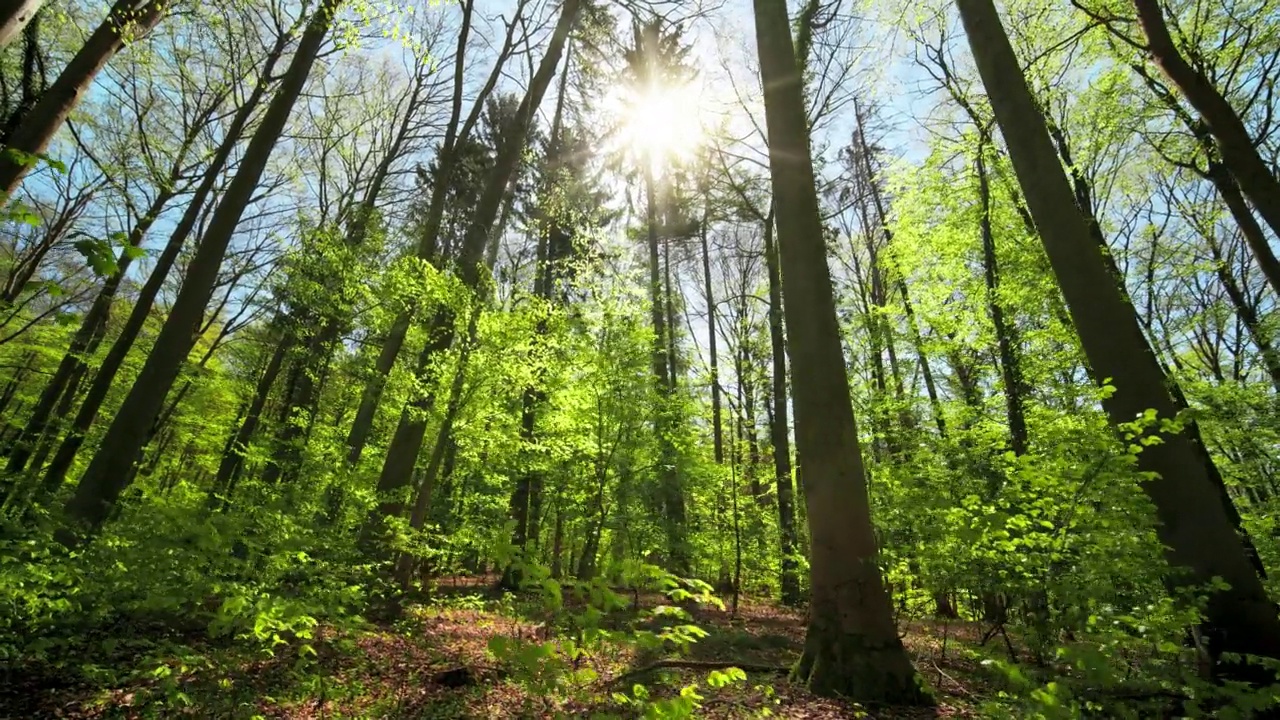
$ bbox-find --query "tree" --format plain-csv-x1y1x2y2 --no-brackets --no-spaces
620,16,696,572
750,0,929,703
1126,0,1280,247
34,9,297,501
342,0,523,466
958,0,1280,676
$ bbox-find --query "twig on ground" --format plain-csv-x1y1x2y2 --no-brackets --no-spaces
929,660,973,697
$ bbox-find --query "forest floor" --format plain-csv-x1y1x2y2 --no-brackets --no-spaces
3,576,1002,719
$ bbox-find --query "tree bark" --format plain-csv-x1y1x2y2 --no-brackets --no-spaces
699,198,724,465
751,0,928,703
960,0,1280,675
0,0,43,50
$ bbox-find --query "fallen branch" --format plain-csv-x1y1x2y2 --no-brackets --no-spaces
607,659,790,688
928,660,973,697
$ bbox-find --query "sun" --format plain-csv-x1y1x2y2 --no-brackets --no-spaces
609,78,707,174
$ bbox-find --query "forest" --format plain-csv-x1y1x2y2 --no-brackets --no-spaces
2,0,1280,716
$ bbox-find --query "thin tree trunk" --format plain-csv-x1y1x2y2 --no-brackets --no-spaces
976,143,1029,456
646,165,671,391
763,206,800,606
550,499,564,579
699,199,724,464
664,235,680,392
741,343,762,499
960,0,1280,677
752,0,927,703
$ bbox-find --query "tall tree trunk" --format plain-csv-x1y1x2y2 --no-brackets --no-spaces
0,0,166,199
0,0,43,50
763,206,801,606
646,165,671,392
976,143,1029,456
751,0,927,703
664,235,680,392
36,22,290,501
1130,0,1280,243
960,0,1280,676
59,0,342,538
643,124,686,573
741,342,762,499
550,499,564,579
699,198,724,464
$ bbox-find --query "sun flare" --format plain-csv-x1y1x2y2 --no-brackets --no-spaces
610,79,707,173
